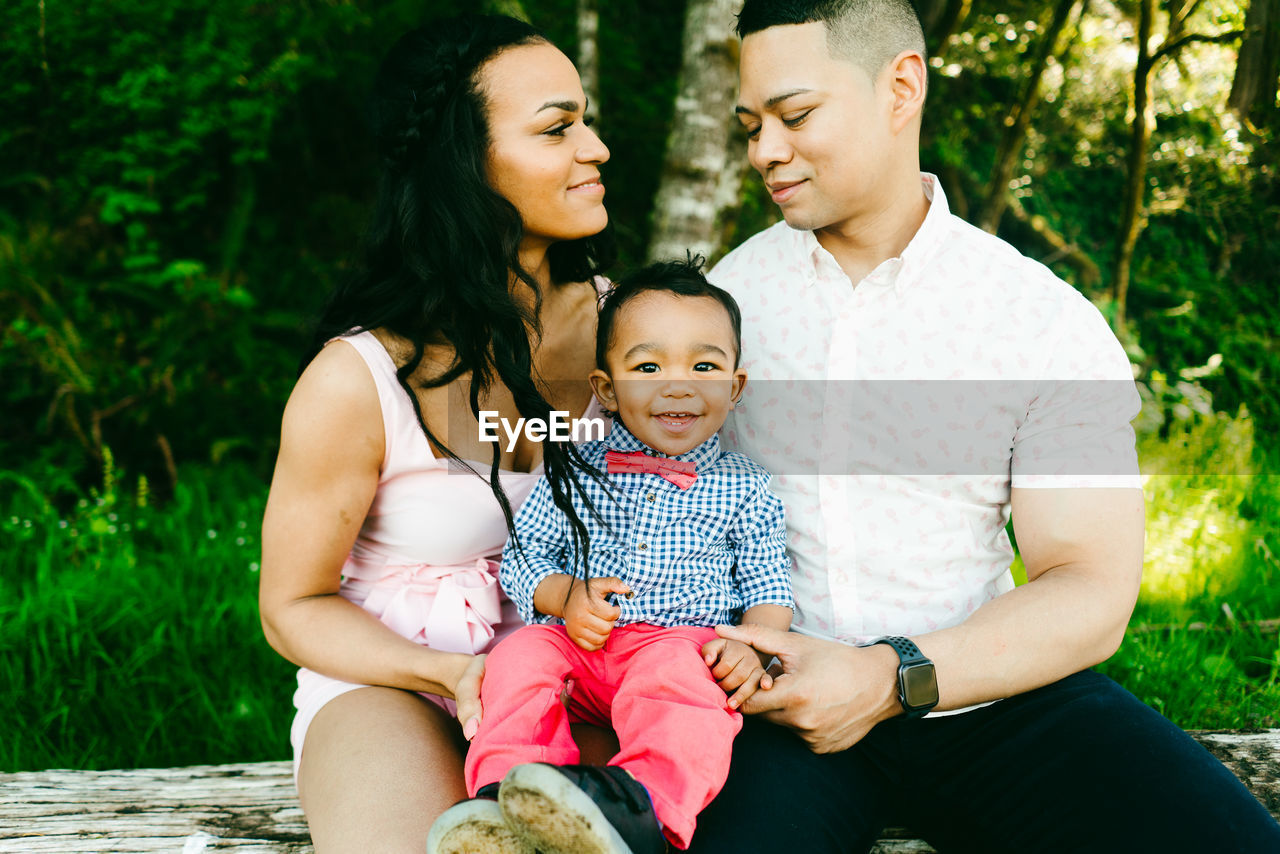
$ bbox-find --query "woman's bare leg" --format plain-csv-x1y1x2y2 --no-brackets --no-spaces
298,687,466,854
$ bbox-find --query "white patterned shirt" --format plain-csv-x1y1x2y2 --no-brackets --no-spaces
711,173,1140,644
500,422,794,627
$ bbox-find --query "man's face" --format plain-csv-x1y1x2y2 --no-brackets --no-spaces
736,22,894,235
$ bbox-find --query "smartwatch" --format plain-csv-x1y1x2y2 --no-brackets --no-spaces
868,636,939,719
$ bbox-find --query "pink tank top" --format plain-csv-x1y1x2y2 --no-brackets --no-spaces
330,330,605,655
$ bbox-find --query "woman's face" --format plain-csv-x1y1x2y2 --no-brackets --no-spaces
480,43,609,251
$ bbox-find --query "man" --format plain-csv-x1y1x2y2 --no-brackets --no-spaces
693,1,1280,851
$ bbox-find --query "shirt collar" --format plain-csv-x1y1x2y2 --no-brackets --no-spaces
794,172,950,295
604,419,722,471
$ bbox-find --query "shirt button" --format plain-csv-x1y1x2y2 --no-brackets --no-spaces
646,493,656,502
637,542,648,551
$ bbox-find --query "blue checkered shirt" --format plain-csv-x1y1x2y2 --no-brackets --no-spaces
500,422,793,627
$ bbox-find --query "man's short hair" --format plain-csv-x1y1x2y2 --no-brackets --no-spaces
736,0,926,77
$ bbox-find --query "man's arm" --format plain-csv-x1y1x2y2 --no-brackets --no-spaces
719,486,1144,752
922,486,1143,708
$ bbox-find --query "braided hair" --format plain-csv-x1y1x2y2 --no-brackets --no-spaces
309,13,615,569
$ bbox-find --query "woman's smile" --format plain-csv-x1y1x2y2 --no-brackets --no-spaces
568,176,605,195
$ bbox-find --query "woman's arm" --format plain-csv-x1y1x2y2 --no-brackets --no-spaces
258,341,474,700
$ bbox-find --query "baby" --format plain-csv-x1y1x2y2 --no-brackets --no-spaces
429,257,793,854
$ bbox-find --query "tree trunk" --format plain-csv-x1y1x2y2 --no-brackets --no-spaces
976,0,1082,233
576,0,601,127
1108,2,1243,329
916,0,973,58
1229,0,1280,131
1004,194,1102,288
4,738,1277,847
1111,0,1155,332
646,0,746,265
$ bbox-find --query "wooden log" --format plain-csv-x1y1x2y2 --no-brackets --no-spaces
1194,730,1280,820
2,731,1277,853
0,763,311,852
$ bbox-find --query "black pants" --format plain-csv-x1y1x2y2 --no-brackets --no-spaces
688,670,1280,853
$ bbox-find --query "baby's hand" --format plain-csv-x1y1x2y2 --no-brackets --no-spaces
564,576,631,651
701,637,774,710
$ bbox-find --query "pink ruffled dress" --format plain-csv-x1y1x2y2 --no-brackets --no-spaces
289,330,602,770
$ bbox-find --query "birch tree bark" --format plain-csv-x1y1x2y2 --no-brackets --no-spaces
646,0,747,264
576,0,601,127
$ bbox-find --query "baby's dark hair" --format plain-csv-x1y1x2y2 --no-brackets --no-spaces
595,255,743,371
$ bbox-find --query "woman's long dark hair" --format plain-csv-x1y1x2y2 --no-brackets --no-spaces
308,13,614,565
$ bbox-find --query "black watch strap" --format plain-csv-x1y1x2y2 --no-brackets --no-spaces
871,636,928,666
870,636,938,719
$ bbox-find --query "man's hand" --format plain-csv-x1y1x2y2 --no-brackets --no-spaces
702,637,774,710
564,576,631,651
715,624,901,754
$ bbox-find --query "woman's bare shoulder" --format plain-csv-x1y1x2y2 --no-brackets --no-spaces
295,338,378,405
279,340,384,465
368,327,457,382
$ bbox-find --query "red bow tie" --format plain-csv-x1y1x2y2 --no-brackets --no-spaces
605,449,697,490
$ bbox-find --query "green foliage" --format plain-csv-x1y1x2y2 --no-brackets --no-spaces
1097,414,1280,729
1,0,363,482
919,2,1278,448
5,0,1273,480
0,462,293,771
1,0,699,485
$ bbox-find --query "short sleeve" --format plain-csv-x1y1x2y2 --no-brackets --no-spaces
1012,289,1141,489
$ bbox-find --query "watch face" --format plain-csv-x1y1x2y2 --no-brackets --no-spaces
902,661,939,708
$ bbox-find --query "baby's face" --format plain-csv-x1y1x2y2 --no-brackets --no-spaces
590,291,746,457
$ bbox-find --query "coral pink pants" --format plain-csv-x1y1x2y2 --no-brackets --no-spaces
464,623,741,849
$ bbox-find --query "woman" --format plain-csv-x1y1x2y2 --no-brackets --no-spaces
259,14,613,852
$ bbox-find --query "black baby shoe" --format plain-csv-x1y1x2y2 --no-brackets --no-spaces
499,763,668,854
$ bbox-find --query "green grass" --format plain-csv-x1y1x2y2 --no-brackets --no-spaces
2,413,1278,772
0,460,295,772
1096,414,1280,730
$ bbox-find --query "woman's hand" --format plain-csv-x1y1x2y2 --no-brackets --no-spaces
444,652,488,740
